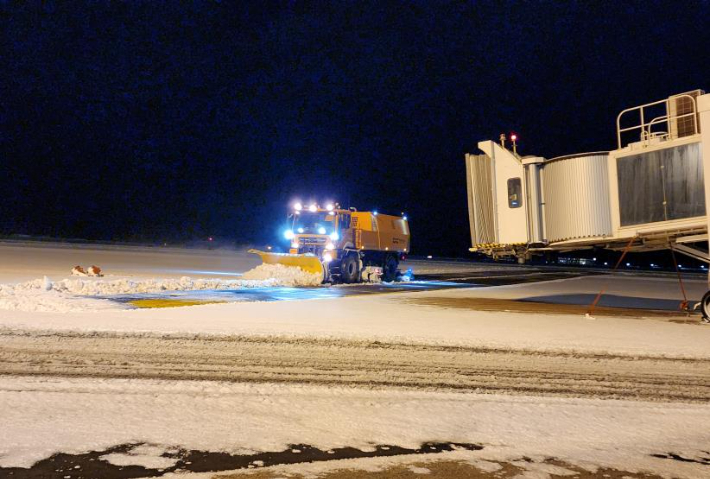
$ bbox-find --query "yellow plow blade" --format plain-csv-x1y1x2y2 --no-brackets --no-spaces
248,249,325,278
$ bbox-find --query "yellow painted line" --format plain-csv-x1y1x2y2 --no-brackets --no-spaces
129,299,226,309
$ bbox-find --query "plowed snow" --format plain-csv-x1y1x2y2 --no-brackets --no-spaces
0,264,321,312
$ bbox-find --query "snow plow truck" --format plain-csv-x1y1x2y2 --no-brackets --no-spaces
250,203,410,283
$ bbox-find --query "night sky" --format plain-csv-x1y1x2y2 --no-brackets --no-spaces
1,1,709,256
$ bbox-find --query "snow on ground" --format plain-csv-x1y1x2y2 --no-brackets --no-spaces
0,247,323,312
0,241,261,283
2,285,710,358
1,376,708,478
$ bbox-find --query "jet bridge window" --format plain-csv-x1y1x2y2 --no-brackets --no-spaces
507,178,522,208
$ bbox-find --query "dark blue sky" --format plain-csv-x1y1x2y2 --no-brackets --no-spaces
1,1,709,255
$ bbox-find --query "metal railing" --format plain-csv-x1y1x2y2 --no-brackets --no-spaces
616,94,699,149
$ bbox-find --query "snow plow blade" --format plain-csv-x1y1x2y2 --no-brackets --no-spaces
248,249,325,278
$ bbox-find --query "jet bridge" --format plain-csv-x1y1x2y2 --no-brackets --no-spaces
465,89,710,317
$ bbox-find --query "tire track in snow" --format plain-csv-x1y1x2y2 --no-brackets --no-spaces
1,331,709,402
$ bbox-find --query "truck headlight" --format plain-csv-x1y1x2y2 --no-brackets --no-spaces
325,243,335,250
323,253,333,262
318,227,326,235
329,231,339,240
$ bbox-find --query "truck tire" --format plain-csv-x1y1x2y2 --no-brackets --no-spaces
340,254,360,284
383,255,398,282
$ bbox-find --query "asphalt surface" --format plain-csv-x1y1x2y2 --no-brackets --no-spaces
112,270,592,306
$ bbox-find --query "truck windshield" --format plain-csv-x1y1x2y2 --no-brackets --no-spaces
293,212,336,234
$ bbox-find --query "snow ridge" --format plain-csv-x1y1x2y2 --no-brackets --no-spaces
0,264,322,312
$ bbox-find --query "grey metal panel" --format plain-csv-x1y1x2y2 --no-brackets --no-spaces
465,153,495,245
617,142,705,226
543,154,612,242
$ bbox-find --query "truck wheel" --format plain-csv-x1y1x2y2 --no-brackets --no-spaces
701,290,710,321
383,255,398,282
340,254,360,284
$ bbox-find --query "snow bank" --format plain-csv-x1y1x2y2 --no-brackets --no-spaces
0,264,321,312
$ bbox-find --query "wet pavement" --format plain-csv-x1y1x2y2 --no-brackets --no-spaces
111,271,590,307
0,442,483,479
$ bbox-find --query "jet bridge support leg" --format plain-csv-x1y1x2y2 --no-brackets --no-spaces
696,93,710,319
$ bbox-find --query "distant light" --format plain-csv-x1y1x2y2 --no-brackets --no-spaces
318,227,326,235
323,253,333,262
373,211,378,216
284,230,295,240
291,241,299,249
294,202,303,211
427,255,433,259
309,204,317,212
267,246,272,250
403,216,408,221
511,134,517,141
650,263,655,267
626,262,631,267
297,227,304,233
678,264,683,268
208,237,213,241
326,203,334,211
604,262,608,266
592,257,597,261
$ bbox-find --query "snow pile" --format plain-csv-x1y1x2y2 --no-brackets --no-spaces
0,281,125,313
241,263,323,286
0,264,321,312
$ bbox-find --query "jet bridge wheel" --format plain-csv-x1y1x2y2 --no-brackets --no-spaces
701,290,710,322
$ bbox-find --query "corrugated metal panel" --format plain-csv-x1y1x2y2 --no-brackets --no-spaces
465,153,495,245
543,154,611,243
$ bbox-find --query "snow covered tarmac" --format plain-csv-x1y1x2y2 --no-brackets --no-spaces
0,241,709,478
